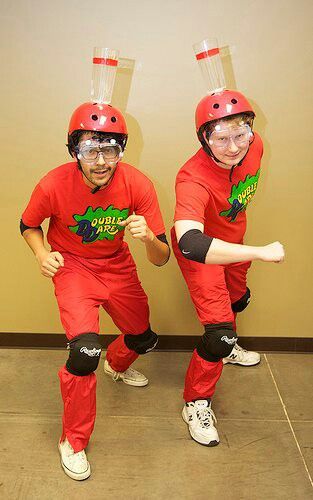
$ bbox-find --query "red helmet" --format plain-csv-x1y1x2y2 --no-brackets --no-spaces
68,102,127,135
195,89,255,132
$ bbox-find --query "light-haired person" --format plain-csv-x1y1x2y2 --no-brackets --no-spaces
172,90,284,446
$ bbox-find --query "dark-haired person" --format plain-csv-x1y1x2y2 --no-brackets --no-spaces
172,90,284,447
21,102,170,480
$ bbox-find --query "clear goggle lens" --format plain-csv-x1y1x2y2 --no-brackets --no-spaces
78,140,122,162
208,124,251,149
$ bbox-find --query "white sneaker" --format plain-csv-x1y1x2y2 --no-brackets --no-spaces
182,399,219,447
58,438,91,481
223,343,261,366
104,359,148,387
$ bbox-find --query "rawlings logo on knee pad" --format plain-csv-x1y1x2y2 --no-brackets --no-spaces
221,336,237,345
80,346,101,357
66,332,102,376
196,323,238,362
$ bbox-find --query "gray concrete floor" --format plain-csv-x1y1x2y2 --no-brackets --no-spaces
0,350,312,499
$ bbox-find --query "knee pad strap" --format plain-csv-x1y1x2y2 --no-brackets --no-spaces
124,328,158,354
196,323,237,362
66,332,102,376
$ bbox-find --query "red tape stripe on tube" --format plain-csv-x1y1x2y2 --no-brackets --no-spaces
196,48,219,60
93,58,118,66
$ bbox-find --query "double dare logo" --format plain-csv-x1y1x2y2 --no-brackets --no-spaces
68,205,129,243
220,169,260,222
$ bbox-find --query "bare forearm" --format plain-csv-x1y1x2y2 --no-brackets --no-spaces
22,228,65,277
175,220,284,265
22,228,48,259
205,239,259,264
121,214,170,266
145,236,170,266
205,238,284,265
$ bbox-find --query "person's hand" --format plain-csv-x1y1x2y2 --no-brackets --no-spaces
258,242,285,263
36,249,64,277
120,214,154,243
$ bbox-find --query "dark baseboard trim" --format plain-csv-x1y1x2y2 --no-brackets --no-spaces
0,333,312,352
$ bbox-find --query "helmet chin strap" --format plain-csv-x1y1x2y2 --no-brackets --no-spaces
202,134,223,164
235,132,255,169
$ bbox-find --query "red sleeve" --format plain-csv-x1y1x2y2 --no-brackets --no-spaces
174,180,210,224
21,183,52,226
134,178,165,236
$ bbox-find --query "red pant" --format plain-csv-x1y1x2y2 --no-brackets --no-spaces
53,243,149,452
171,228,251,402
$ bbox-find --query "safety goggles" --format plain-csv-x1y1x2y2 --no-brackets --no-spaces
208,124,252,150
77,139,122,163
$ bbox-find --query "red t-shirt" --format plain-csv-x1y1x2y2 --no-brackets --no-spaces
22,162,166,258
174,132,263,243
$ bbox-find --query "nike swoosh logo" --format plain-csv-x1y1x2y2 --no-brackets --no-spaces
182,250,191,254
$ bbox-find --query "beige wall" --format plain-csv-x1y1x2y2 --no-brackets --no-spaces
1,0,312,337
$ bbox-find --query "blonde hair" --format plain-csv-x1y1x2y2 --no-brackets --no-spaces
205,112,254,136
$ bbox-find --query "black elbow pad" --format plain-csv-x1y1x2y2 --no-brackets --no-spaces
178,229,213,263
20,219,43,235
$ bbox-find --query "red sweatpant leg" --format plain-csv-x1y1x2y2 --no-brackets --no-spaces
58,366,96,452
225,260,251,304
102,248,150,373
182,261,250,401
53,246,150,450
106,335,139,373
183,350,223,402
171,229,250,402
53,254,103,452
225,260,251,332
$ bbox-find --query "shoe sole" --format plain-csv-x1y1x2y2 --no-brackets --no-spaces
58,444,91,481
223,359,261,367
122,378,149,387
104,368,149,387
182,409,219,447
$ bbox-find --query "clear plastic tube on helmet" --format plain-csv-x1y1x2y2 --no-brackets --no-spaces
91,47,119,104
193,38,226,94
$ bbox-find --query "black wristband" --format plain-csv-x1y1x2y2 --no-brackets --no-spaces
20,219,43,235
156,233,169,246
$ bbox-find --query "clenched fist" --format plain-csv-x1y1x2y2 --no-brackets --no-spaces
36,250,64,277
258,242,285,263
120,214,154,243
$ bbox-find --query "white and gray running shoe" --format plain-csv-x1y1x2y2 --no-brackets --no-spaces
58,438,91,481
223,343,261,366
104,359,148,387
182,399,219,446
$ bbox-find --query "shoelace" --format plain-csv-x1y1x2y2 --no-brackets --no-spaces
234,344,248,354
68,450,86,464
196,407,217,429
110,366,138,381
112,370,121,382
66,445,86,464
124,367,137,378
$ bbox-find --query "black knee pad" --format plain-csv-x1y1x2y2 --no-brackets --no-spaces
66,333,102,376
124,327,158,354
231,287,251,313
196,323,238,362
